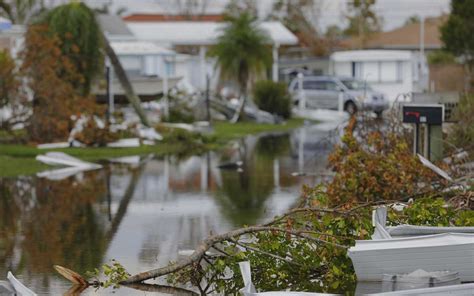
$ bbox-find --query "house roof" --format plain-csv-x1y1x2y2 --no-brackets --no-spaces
126,21,298,46
343,15,447,50
95,76,182,96
111,41,175,55
123,14,224,22
97,14,134,38
331,50,413,62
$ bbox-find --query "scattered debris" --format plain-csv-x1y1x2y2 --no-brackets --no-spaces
6,272,37,296
137,126,163,141
372,207,474,238
54,265,88,287
367,283,474,296
36,152,101,169
349,232,474,281
417,154,453,182
35,152,102,180
0,280,14,295
37,166,90,181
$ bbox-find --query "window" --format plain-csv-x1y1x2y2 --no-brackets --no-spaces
324,81,338,91
362,62,379,82
397,61,403,82
352,62,363,78
380,61,397,82
303,80,325,90
119,56,141,72
165,61,175,76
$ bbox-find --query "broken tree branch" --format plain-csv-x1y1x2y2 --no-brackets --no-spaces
121,226,348,284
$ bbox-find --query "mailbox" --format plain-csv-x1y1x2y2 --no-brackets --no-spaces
402,104,444,125
402,103,444,161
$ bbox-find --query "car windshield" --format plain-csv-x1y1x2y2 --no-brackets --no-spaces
341,79,372,91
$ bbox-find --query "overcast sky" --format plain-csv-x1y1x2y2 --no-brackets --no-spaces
79,0,451,32
258,0,451,31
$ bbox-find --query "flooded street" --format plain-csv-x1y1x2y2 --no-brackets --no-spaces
0,123,340,295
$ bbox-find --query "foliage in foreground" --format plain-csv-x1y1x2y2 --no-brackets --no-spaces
253,80,292,119
86,117,472,295
327,118,439,206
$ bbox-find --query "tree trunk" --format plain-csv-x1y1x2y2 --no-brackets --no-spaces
103,35,150,127
231,73,249,123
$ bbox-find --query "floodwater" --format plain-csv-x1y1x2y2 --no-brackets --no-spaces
0,122,341,295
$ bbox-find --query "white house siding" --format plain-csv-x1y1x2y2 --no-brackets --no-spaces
331,50,428,102
335,62,352,77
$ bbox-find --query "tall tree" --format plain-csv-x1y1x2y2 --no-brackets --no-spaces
42,2,104,95
0,50,29,131
441,0,474,91
344,0,381,48
0,0,42,24
404,15,420,26
40,2,149,126
270,0,327,56
209,13,271,121
22,24,100,142
224,0,257,18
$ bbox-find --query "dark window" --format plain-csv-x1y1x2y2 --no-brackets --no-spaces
303,80,325,90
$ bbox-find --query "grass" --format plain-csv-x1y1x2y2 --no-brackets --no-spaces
0,119,305,177
0,156,49,178
0,143,179,160
212,118,305,142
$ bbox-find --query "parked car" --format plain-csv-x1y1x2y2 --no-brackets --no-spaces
288,76,389,116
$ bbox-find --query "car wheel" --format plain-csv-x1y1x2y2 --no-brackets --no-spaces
344,101,357,115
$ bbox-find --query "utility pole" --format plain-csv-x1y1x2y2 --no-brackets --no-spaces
419,16,425,58
205,74,211,122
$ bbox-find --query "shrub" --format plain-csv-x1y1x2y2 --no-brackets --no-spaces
326,118,439,206
253,80,291,119
448,94,474,153
427,50,456,65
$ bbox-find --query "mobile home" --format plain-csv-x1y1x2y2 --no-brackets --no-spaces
330,50,429,102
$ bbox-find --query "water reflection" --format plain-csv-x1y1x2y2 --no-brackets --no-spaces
0,123,337,295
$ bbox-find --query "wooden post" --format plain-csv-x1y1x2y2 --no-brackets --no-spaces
413,123,420,155
272,43,279,82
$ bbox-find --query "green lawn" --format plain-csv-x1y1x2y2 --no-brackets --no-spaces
0,119,305,177
212,118,305,142
0,156,49,178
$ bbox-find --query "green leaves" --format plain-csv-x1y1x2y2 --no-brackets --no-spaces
388,197,474,227
40,2,104,95
209,12,272,94
85,260,130,288
253,80,292,119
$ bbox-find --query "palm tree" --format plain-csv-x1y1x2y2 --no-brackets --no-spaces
209,13,272,121
40,2,150,126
